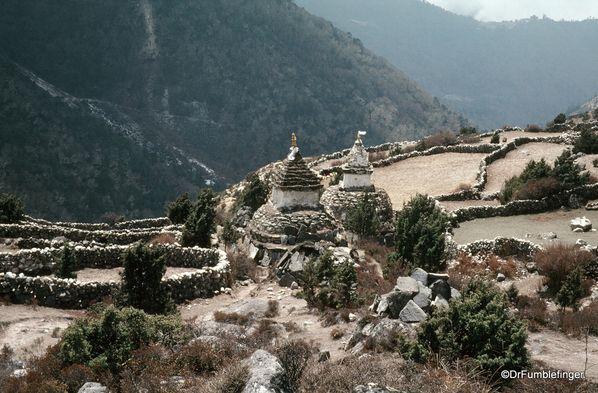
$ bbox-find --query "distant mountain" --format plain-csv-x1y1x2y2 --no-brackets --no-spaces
295,0,598,130
0,55,208,222
0,0,465,200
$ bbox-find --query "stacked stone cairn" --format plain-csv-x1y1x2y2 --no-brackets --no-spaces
369,268,460,323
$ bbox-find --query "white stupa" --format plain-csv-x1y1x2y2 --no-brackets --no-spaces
340,131,373,191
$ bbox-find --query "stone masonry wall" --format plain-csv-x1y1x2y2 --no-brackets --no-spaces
0,248,230,309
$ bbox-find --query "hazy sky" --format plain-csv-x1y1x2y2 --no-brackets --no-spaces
425,0,598,22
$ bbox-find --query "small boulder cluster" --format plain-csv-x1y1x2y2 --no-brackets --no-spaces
570,216,593,232
369,268,460,323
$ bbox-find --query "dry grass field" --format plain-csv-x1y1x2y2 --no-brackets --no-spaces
371,152,487,207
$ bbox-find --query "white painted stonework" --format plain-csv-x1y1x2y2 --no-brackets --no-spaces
342,173,372,189
271,188,320,209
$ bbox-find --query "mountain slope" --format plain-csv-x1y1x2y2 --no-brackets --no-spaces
0,0,466,186
295,0,598,130
0,56,208,222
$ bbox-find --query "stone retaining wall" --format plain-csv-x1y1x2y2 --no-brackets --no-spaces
457,237,542,259
0,221,181,245
0,249,230,309
450,183,598,223
0,243,221,275
25,216,173,230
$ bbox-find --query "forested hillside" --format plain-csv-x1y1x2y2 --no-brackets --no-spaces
0,56,206,222
295,0,598,130
0,0,466,195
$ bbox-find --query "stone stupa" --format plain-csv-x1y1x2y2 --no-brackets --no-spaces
248,134,338,246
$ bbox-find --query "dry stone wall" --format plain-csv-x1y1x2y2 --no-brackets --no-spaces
0,248,230,308
456,237,542,259
0,221,181,245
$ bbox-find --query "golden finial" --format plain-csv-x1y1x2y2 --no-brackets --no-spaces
292,133,297,147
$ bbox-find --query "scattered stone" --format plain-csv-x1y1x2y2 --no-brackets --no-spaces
569,194,581,209
426,272,450,285
290,281,299,290
585,201,598,210
242,350,292,393
278,272,297,288
431,295,449,310
248,243,260,261
352,383,403,393
526,262,538,273
78,382,110,393
410,268,428,286
576,239,588,246
395,277,419,295
496,273,506,282
429,279,451,300
450,287,461,299
573,228,584,233
318,350,331,362
538,231,557,240
348,312,357,322
221,298,270,318
399,300,427,322
385,290,414,319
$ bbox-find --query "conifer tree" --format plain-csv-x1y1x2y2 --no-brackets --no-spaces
167,192,194,224
0,193,24,223
182,188,217,248
345,189,380,236
556,267,583,311
116,243,175,315
55,245,78,279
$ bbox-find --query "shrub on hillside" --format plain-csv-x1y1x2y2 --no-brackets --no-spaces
388,145,403,157
551,149,589,189
516,295,548,330
182,188,217,248
490,132,500,144
458,126,477,135
55,245,77,280
167,192,194,224
115,243,176,315
556,267,584,311
511,176,561,201
499,158,554,204
344,189,380,236
227,251,257,281
299,250,357,309
524,124,543,132
59,306,186,372
554,113,567,124
219,219,241,251
0,193,24,224
231,171,270,213
573,127,598,154
103,212,125,226
385,194,448,276
534,243,595,294
407,279,530,376
418,131,458,151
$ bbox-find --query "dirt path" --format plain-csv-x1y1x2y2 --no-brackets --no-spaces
371,153,487,208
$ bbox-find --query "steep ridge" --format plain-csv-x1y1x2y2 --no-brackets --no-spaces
0,0,466,185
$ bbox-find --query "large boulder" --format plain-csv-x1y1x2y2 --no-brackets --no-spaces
571,217,592,232
222,299,270,318
429,279,451,301
399,300,427,323
410,268,428,286
242,350,292,393
385,290,414,319
395,277,419,294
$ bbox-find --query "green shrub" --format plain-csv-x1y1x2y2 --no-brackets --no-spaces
550,149,589,189
344,189,380,236
103,212,125,226
385,194,448,276
499,158,554,204
0,193,24,223
388,145,403,157
58,306,186,372
574,127,598,154
511,177,561,201
182,188,217,248
167,192,194,224
55,246,78,279
556,268,583,311
554,113,567,124
533,243,594,294
458,126,477,135
219,219,241,251
490,132,500,144
407,279,530,376
115,243,176,315
299,250,357,309
231,171,269,213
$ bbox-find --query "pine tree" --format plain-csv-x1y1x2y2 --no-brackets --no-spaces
219,219,240,251
345,189,380,236
55,245,78,279
116,243,175,315
385,194,448,276
182,188,217,248
167,192,194,224
556,267,583,311
0,193,24,224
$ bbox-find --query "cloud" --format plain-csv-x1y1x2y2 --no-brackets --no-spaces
426,0,598,22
